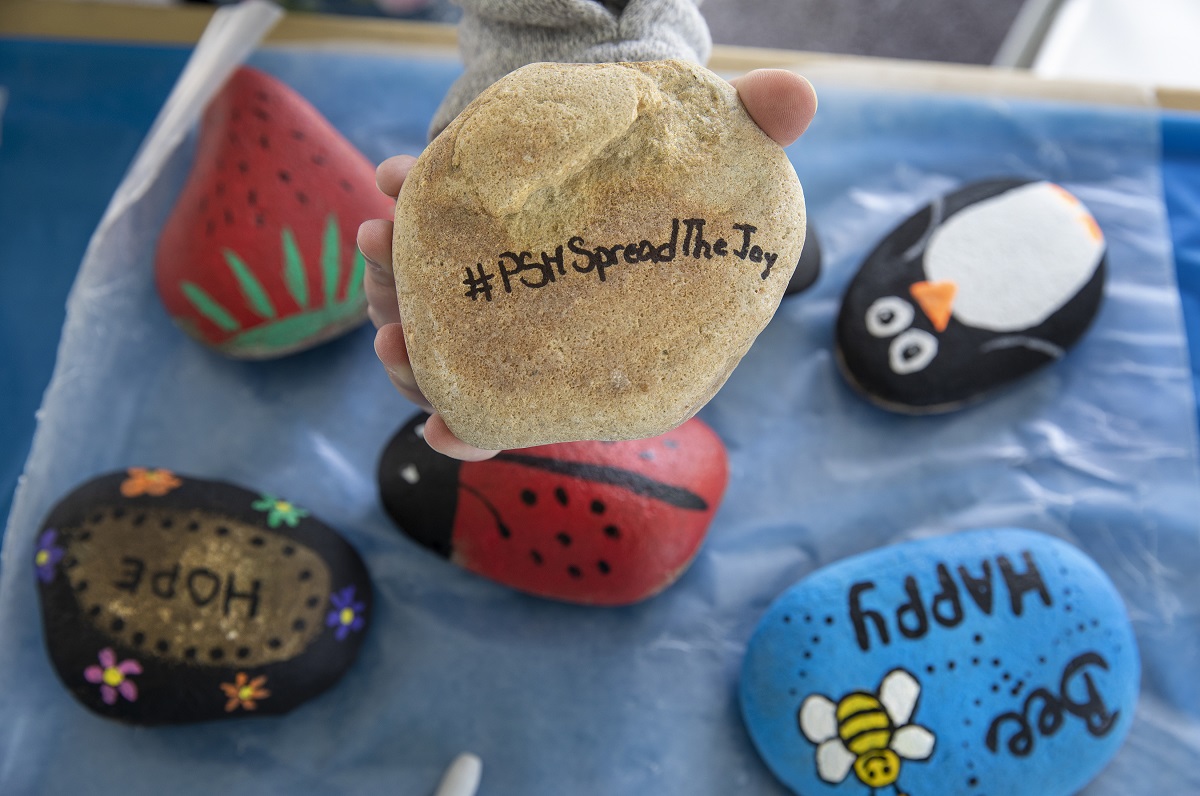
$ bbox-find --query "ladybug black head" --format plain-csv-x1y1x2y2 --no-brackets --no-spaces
376,412,461,557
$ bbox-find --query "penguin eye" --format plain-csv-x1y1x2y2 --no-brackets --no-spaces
865,297,915,338
889,328,938,374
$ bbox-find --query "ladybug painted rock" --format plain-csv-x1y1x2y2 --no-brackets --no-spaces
155,67,394,359
836,179,1106,413
33,468,372,724
377,413,729,606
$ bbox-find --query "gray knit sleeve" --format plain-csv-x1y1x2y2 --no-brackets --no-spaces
428,0,712,139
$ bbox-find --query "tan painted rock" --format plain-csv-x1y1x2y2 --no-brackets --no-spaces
393,59,807,450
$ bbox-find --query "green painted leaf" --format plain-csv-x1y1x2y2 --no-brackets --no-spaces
221,300,366,357
345,248,367,304
181,282,241,333
322,214,341,306
281,228,309,309
222,249,277,320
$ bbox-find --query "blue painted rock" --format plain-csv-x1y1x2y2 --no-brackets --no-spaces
836,180,1106,413
740,528,1138,796
33,468,372,724
378,412,728,606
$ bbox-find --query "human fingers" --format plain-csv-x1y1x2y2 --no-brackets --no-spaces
376,154,418,199
422,413,500,462
357,218,402,328
730,69,818,148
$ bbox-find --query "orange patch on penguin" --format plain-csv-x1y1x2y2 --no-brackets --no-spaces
910,280,957,332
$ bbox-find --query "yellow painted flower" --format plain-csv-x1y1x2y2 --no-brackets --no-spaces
221,672,270,712
120,467,183,498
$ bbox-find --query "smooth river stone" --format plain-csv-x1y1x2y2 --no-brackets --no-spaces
393,59,807,449
740,528,1138,796
836,179,1106,413
33,468,372,724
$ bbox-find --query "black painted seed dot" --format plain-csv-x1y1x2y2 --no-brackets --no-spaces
340,179,353,193
948,660,956,671
282,545,295,556
1065,604,1073,612
224,209,234,225
91,512,103,524
1002,672,1011,681
112,508,125,519
590,500,605,514
1038,656,1047,664
991,684,1000,693
184,647,197,660
161,517,173,529
62,556,78,570
567,566,582,579
497,525,511,539
1091,619,1100,627
802,651,811,660
253,108,269,121
312,154,326,166
132,514,146,526
531,550,544,565
306,596,320,608
604,525,620,539
205,219,216,236
803,614,812,623
973,698,981,706
255,212,266,227
521,489,537,506
296,191,308,205
187,521,200,532
255,90,269,102
216,526,230,536
992,658,1001,667
972,657,980,666
556,532,572,547
111,618,125,632
247,188,256,205
250,537,265,547
228,131,239,144
973,633,983,644
88,605,102,618
293,619,306,632
783,615,792,624
554,487,569,506
663,439,679,449
963,718,972,726
811,636,820,645
259,134,270,150
132,632,145,646
1078,623,1086,632
79,531,92,542
216,182,225,197
239,161,249,174
210,648,225,661
237,647,251,659
969,777,979,787
597,560,611,575
267,638,282,650
299,570,312,581
291,129,305,140
824,616,834,626
74,580,88,593
926,665,935,674
156,640,169,653
278,170,290,183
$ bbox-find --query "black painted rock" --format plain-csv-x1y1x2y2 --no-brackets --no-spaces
836,179,1106,413
378,412,728,606
33,468,371,724
785,222,821,297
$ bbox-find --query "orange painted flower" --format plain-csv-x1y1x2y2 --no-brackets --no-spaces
220,672,270,712
120,467,183,498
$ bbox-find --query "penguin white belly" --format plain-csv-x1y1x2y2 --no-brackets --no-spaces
924,181,1105,332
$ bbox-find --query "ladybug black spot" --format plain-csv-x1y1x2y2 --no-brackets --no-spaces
556,532,572,547
590,500,605,514
597,560,611,575
521,489,537,506
554,487,569,506
604,525,621,539
567,566,582,578
531,550,544,565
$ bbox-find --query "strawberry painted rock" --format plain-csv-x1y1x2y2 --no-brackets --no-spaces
377,412,729,606
155,67,393,359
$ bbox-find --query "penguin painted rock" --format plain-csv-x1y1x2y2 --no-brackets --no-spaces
785,223,821,297
33,469,372,724
836,180,1106,413
377,412,728,606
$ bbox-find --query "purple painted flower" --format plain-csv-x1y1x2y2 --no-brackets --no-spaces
34,529,65,584
325,585,366,641
83,648,142,705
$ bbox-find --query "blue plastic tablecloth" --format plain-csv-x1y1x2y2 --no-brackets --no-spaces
1,39,1199,795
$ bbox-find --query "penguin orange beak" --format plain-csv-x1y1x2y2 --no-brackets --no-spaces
910,280,957,332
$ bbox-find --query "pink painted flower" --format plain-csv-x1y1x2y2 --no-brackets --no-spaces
83,648,142,705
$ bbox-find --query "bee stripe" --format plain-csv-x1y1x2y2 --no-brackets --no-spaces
846,727,892,756
836,693,881,721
